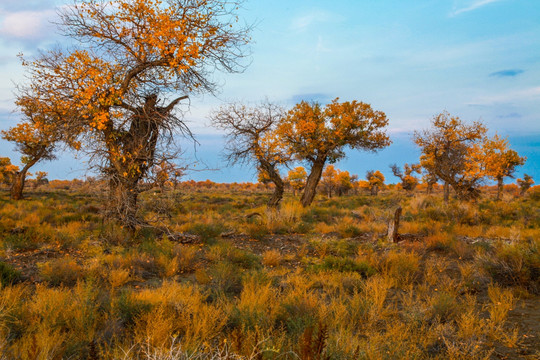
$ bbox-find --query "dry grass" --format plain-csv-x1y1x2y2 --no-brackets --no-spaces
0,187,538,359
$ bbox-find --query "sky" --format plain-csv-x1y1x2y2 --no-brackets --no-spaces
0,0,539,183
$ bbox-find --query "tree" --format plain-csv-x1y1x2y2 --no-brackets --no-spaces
0,158,19,187
287,167,307,196
320,165,338,197
422,171,438,195
390,163,421,192
151,159,184,191
335,169,354,196
413,112,487,202
366,170,385,196
1,101,58,199
33,171,49,189
20,0,251,228
211,102,288,208
517,174,534,196
277,99,390,207
482,134,525,200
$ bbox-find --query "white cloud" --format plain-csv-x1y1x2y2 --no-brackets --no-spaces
450,0,506,16
466,86,540,106
290,10,341,31
0,9,56,40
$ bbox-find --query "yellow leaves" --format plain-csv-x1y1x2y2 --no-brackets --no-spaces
287,166,307,191
367,170,385,186
277,98,390,164
481,134,525,180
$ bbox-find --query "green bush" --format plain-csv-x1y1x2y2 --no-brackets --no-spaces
314,256,376,277
0,261,21,286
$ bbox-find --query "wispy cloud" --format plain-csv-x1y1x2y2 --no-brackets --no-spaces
489,69,524,78
289,93,333,104
497,112,522,119
467,87,540,106
0,0,56,12
0,8,57,46
290,10,342,31
451,0,506,16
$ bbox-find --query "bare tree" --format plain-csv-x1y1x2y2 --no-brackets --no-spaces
390,163,421,192
211,102,289,208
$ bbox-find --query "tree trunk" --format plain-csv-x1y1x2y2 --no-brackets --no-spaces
443,182,450,203
109,178,140,230
259,160,284,208
496,177,503,201
268,180,284,208
10,160,36,200
10,171,27,200
426,182,433,195
301,157,326,207
387,206,402,243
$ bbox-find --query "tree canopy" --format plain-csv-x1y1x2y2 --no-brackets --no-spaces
18,0,251,227
277,98,390,206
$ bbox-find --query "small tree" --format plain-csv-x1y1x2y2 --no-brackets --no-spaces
366,170,385,196
390,163,421,192
320,165,338,198
482,134,525,200
413,112,487,202
1,117,58,200
277,99,390,207
0,158,19,187
211,102,288,208
33,171,49,189
517,174,534,196
287,167,307,197
336,169,354,196
422,171,438,195
151,160,184,191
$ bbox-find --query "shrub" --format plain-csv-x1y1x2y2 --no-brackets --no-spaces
481,241,540,293
381,251,420,286
39,258,84,286
315,256,376,277
262,249,283,267
0,261,21,286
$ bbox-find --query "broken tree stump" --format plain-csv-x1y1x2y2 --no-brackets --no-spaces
387,206,402,243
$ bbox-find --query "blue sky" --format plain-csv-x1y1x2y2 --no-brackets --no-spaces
0,0,539,183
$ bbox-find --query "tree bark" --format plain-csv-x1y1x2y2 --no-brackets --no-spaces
387,206,402,243
258,159,284,208
301,157,326,207
496,177,503,201
268,179,284,208
109,178,140,230
10,160,35,200
10,171,26,200
443,182,450,203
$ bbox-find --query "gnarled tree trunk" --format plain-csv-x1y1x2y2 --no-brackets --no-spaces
260,159,284,208
10,171,26,200
108,177,140,230
301,157,326,207
10,160,37,200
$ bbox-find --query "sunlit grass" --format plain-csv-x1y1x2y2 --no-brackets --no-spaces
0,185,538,358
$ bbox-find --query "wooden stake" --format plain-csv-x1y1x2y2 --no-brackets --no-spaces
387,206,402,243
